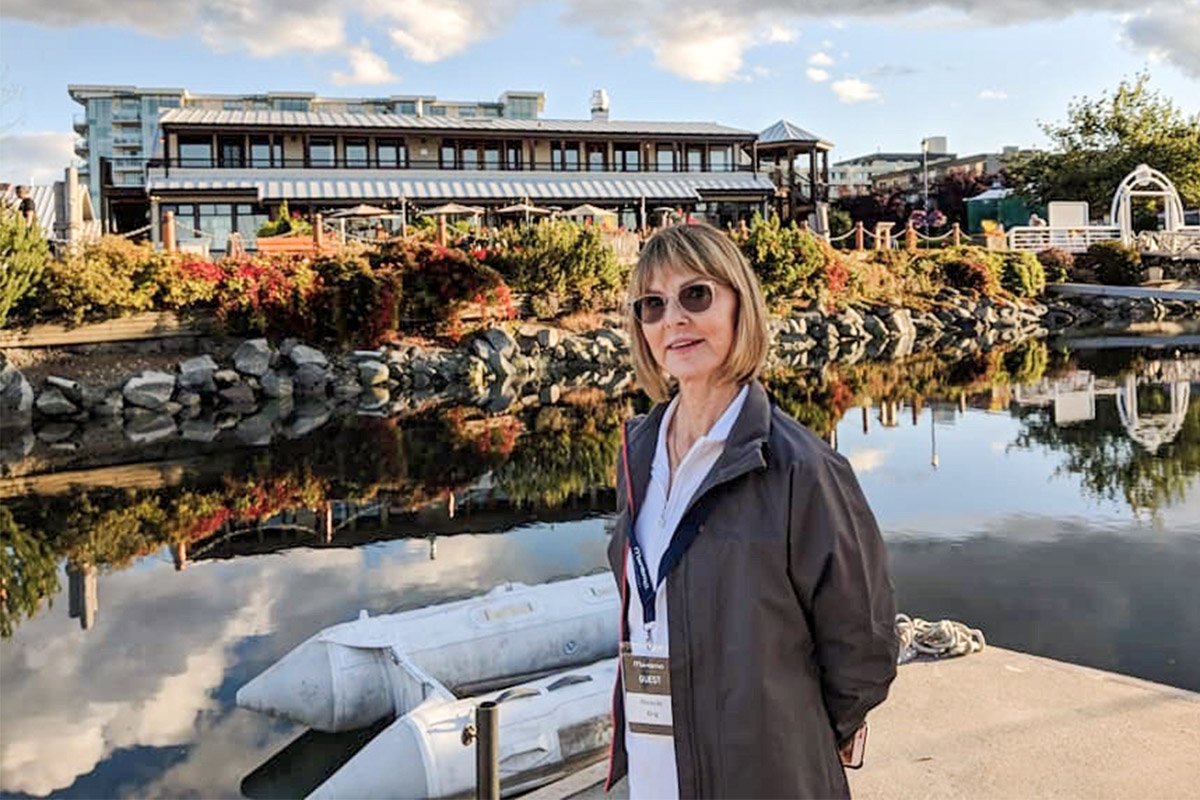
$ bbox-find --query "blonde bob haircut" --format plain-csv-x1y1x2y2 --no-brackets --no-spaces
626,222,770,403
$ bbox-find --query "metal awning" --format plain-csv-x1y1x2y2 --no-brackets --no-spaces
145,169,775,204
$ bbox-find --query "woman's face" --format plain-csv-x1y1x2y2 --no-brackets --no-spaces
639,264,738,387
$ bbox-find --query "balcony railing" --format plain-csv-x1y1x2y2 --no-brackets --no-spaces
1007,225,1122,253
150,156,753,174
74,138,89,158
73,114,88,134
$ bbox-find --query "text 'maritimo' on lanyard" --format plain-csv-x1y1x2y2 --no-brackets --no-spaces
620,422,711,646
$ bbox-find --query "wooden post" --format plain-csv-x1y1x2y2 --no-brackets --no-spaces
854,221,864,252
952,222,961,247
172,541,188,571
438,216,448,246
905,223,917,253
314,212,324,250
319,502,333,544
163,210,177,253
861,405,870,435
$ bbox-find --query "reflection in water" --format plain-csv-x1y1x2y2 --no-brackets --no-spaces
1,339,1197,798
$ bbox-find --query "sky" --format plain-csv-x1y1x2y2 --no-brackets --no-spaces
0,0,1198,184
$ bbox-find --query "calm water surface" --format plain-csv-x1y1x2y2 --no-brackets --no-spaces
1,339,1197,798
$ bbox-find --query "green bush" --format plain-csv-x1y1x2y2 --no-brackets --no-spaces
729,214,825,303
36,236,172,323
934,247,1001,295
999,251,1047,298
0,205,50,327
485,220,626,312
378,240,513,337
1088,241,1142,286
1035,248,1074,284
256,200,313,238
310,253,403,347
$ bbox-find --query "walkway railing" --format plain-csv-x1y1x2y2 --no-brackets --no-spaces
1006,225,1121,253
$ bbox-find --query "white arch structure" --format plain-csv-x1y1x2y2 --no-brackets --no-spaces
1110,164,1188,244
1116,373,1191,453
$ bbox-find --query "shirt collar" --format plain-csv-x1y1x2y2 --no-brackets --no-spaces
656,383,750,458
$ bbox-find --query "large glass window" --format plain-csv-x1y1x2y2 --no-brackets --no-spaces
376,139,406,168
397,100,417,115
686,146,704,172
552,141,580,171
615,144,640,172
428,106,448,117
198,203,234,250
483,143,501,170
709,146,731,172
587,144,607,171
250,136,281,167
506,142,522,170
219,136,245,168
656,145,676,172
345,140,369,167
461,144,479,170
307,138,335,167
441,142,457,168
275,98,310,111
178,136,213,167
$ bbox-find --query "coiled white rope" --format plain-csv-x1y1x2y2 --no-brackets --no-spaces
895,613,986,664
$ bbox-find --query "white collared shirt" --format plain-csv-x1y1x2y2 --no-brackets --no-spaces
624,384,749,800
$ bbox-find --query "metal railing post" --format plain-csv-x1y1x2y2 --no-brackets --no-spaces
476,701,499,800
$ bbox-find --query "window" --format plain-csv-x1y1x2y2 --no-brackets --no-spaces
178,136,213,167
223,99,244,110
551,141,580,171
441,142,457,168
587,144,607,171
275,98,310,111
686,146,704,172
345,140,369,167
615,144,640,172
376,139,406,168
307,138,335,167
250,136,281,167
461,143,479,170
218,136,245,168
709,146,731,171
505,96,539,119
656,145,676,172
506,142,522,170
397,101,417,115
483,143,501,170
428,106,448,117
459,107,477,118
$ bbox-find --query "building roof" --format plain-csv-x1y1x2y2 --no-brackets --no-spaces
158,108,757,138
834,152,955,166
145,168,775,203
757,120,833,148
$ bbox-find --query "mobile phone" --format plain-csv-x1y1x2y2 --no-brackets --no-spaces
839,725,867,769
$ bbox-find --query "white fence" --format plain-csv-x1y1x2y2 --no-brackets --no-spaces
1006,225,1121,253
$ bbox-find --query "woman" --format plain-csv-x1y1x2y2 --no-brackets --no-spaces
606,223,898,799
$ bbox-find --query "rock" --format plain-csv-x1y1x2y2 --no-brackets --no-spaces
125,412,177,444
334,378,363,399
0,364,35,422
260,370,294,399
218,383,257,406
540,385,562,405
481,328,517,360
863,314,890,340
91,392,124,417
285,402,332,438
358,360,389,386
213,369,240,387
287,344,328,368
594,329,625,349
234,410,277,446
233,338,273,377
0,428,35,465
181,418,221,442
351,349,386,362
45,375,84,405
491,354,516,381
175,390,202,408
358,387,390,413
36,422,79,444
35,387,79,417
293,364,329,397
178,355,219,393
483,380,518,413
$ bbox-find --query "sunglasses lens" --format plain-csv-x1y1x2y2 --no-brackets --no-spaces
680,283,714,313
634,295,666,324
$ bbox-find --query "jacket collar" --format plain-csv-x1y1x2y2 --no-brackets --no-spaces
624,380,772,515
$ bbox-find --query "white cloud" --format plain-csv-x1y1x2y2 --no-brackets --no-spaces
649,11,753,83
752,65,773,78
0,132,75,185
978,88,1009,100
331,39,399,85
762,23,798,43
808,50,836,66
832,77,882,103
806,67,831,82
1120,2,1200,77
371,0,516,62
848,447,891,473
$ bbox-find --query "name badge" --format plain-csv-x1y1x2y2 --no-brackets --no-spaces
621,641,673,737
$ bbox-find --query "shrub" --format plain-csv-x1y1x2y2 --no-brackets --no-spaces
256,200,313,238
1035,248,1073,284
309,253,404,347
380,240,513,338
36,236,170,323
212,256,320,337
941,256,999,295
729,214,824,303
155,257,221,309
485,220,626,312
999,251,1047,298
0,205,49,327
1088,241,1142,286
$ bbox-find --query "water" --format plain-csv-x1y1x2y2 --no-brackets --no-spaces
2,338,1198,798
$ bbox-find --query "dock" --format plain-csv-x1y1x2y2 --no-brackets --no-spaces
528,647,1200,799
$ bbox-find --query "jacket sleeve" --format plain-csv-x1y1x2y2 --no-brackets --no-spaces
788,452,898,746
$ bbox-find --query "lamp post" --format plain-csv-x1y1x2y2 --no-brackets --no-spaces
921,137,930,237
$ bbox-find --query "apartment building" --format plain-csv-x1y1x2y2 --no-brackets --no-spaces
829,136,951,199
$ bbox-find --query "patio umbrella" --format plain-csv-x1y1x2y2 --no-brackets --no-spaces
496,200,551,225
327,204,392,218
421,202,485,217
562,203,618,219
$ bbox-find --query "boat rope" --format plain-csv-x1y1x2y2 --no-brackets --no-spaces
895,613,985,664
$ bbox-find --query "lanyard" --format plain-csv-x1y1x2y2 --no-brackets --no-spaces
621,422,711,642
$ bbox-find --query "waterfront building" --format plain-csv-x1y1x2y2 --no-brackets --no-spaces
829,136,951,199
68,84,546,231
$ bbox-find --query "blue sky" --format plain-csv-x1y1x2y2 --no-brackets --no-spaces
1,0,1198,184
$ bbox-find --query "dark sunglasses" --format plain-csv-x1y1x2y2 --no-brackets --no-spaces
632,281,717,324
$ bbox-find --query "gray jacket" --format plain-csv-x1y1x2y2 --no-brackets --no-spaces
605,380,898,799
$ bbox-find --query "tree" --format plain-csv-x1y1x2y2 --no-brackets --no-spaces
0,203,50,328
1009,72,1200,222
